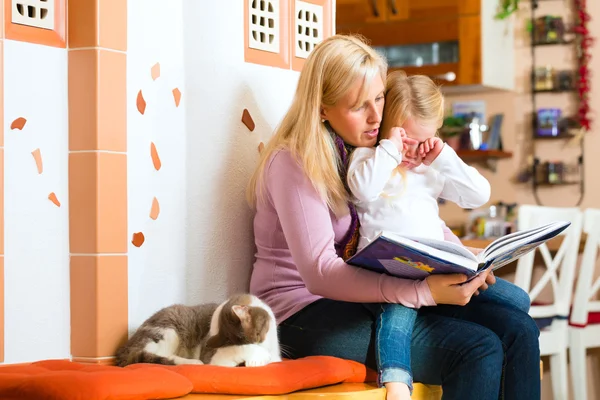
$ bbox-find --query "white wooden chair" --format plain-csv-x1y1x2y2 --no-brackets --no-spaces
569,208,600,400
514,205,583,400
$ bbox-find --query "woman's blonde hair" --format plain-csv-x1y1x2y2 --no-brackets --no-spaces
246,34,387,216
380,70,444,141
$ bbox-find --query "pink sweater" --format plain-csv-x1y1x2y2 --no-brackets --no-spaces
249,149,439,324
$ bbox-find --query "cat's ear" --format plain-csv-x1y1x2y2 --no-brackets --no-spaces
232,305,249,321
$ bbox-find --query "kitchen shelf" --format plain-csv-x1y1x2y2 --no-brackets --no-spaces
533,40,574,47
456,150,513,161
532,88,576,94
533,132,576,140
529,0,585,206
535,181,580,187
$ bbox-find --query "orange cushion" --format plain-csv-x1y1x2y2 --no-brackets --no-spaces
173,356,377,395
0,359,193,400
0,357,378,399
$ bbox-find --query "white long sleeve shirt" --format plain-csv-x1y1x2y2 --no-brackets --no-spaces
347,139,491,250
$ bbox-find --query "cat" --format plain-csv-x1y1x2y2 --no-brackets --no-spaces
205,293,282,367
114,293,281,367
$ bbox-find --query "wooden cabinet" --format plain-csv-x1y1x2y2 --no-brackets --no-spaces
336,0,479,26
335,0,514,92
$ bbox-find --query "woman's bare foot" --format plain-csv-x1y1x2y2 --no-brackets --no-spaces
385,382,411,400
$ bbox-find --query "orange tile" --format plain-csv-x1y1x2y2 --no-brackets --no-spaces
0,257,3,363
70,255,128,358
69,50,126,152
99,0,127,51
69,0,126,51
0,0,3,39
68,50,98,151
0,149,3,255
67,0,97,49
69,152,127,254
0,149,4,254
0,41,4,148
5,0,66,48
97,50,127,152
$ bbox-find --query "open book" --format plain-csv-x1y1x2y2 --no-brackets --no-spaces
346,221,571,280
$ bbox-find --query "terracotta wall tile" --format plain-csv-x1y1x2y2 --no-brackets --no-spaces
0,41,3,148
0,149,3,255
97,51,127,152
70,255,128,357
0,257,3,363
0,0,3,39
97,152,127,254
68,0,126,51
68,0,128,363
69,152,127,254
69,50,126,152
69,152,98,254
99,0,127,51
67,0,97,49
68,50,98,151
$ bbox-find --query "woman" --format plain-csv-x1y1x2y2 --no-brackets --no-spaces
246,34,540,400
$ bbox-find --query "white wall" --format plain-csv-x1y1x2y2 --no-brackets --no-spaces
127,0,300,329
3,40,70,363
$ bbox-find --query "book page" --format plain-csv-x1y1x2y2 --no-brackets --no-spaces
401,235,477,261
484,221,570,263
482,222,555,258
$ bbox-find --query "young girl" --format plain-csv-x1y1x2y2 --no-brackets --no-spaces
345,71,492,399
347,70,491,251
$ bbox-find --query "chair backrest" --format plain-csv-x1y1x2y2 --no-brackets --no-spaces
570,208,600,326
514,205,583,319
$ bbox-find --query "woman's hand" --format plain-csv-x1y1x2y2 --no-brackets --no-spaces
425,270,491,306
474,270,496,296
464,247,495,295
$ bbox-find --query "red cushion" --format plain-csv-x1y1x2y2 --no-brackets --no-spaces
569,311,600,327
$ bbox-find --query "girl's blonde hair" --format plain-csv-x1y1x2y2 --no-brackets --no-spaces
378,70,444,190
380,70,444,141
246,34,387,216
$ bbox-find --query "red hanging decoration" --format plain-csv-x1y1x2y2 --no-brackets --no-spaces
573,0,594,132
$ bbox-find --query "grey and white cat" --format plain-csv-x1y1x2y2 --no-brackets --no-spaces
115,293,281,367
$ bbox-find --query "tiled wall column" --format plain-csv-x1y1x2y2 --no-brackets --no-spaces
68,0,128,364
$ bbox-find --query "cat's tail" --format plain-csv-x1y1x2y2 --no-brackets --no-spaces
115,350,176,367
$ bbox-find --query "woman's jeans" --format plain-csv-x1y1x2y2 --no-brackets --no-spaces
278,278,540,400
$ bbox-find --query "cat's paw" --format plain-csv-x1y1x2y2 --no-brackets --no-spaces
209,350,242,367
244,346,271,367
173,356,204,365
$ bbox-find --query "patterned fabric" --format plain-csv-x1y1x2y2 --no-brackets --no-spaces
331,130,361,261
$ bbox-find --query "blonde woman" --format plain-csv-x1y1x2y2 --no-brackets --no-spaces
247,34,540,400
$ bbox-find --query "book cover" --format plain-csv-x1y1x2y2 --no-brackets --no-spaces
347,236,479,280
